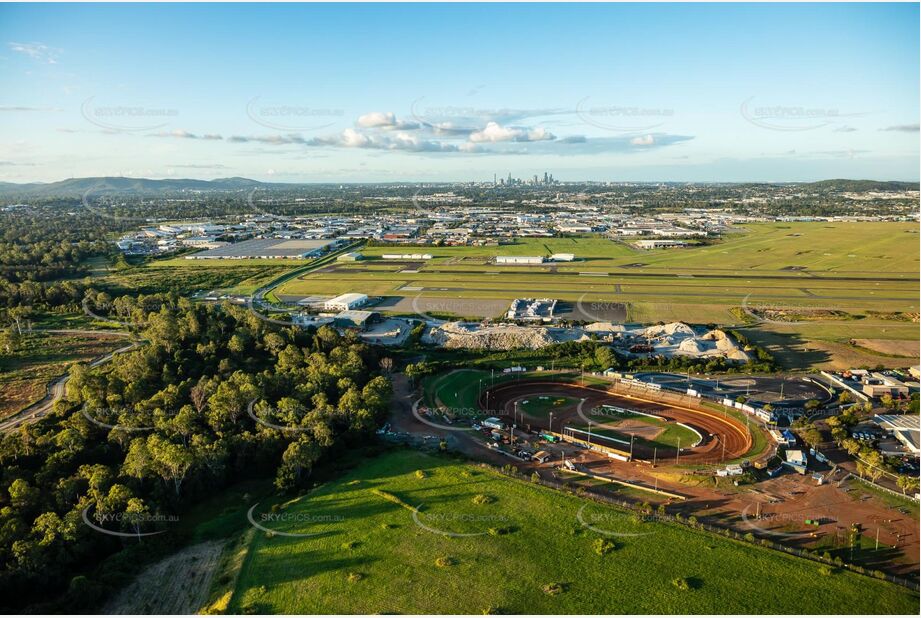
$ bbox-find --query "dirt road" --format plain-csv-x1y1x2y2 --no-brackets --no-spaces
0,333,140,433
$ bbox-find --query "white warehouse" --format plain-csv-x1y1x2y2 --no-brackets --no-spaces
323,293,368,312
496,255,545,265
381,253,433,260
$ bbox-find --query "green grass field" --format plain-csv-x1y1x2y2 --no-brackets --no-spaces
229,449,916,614
277,224,919,307
423,369,492,412
520,396,579,418
270,223,918,370
99,260,298,296
569,419,699,451
422,369,590,414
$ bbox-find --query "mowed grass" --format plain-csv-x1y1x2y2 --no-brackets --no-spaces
423,369,491,412
276,223,918,315
520,396,579,418
423,369,578,414
230,450,916,614
584,408,703,450
570,415,699,450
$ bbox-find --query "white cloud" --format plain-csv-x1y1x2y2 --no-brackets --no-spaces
226,128,462,152
8,42,60,64
880,124,919,132
630,134,656,146
469,121,555,143
153,130,223,140
357,111,420,130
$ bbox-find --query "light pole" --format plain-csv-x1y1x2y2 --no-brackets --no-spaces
653,447,657,467
549,412,554,435
630,433,635,459
587,420,593,448
676,438,681,464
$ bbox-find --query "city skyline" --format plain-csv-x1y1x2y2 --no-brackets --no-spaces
1,2,919,183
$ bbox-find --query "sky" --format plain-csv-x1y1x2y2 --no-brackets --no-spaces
1,2,919,183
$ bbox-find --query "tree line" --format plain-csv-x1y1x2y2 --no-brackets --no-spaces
0,297,391,612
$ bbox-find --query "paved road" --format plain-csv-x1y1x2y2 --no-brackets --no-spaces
0,332,140,433
316,281,912,303
355,266,917,283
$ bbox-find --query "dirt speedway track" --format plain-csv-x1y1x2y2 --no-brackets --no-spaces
480,381,752,464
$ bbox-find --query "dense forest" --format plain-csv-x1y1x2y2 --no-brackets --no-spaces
0,297,391,612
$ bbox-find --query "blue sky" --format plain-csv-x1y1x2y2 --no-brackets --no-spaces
1,2,918,183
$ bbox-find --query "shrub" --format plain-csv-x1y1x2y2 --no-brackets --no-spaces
347,572,363,583
672,577,691,591
341,540,360,551
371,488,415,512
202,592,231,615
435,556,456,567
472,494,495,505
593,538,616,556
542,582,566,596
415,470,427,479
488,527,511,536
818,565,834,576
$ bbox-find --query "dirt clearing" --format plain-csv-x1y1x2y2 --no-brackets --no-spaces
852,338,920,358
104,540,224,614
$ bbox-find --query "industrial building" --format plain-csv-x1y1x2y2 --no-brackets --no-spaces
333,310,380,330
323,293,368,311
783,449,808,474
337,251,364,262
507,298,557,321
185,237,340,259
381,253,433,260
860,373,909,398
634,240,688,250
874,415,920,456
495,255,545,265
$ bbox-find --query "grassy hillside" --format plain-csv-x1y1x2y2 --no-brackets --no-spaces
229,450,916,614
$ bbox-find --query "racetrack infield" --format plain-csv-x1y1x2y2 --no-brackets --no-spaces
480,381,753,464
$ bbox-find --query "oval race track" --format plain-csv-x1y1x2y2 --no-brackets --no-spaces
479,381,752,464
